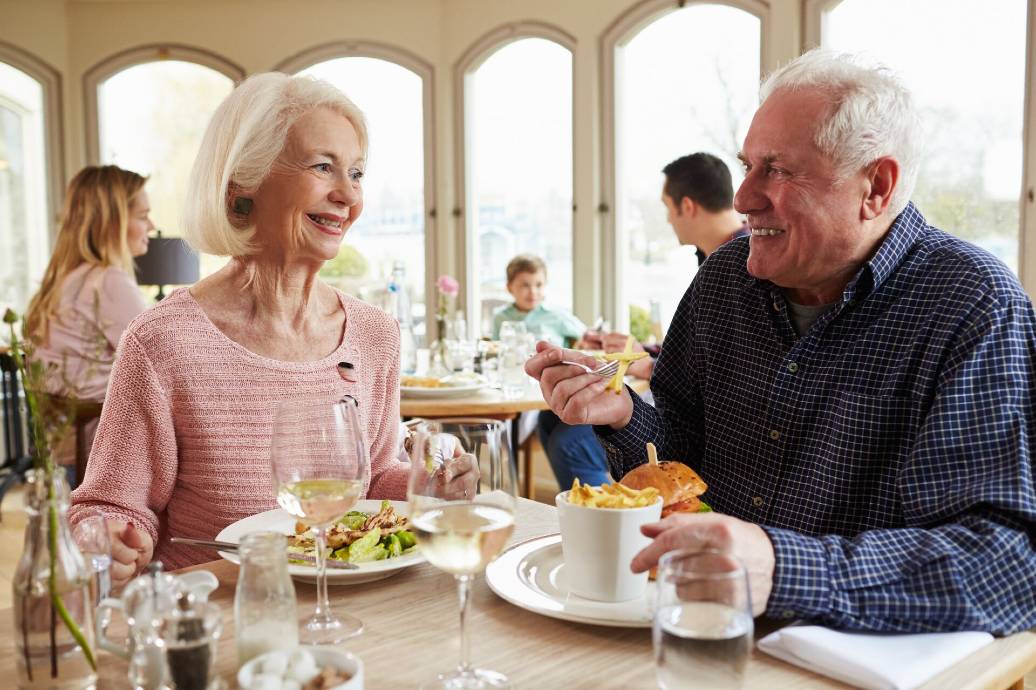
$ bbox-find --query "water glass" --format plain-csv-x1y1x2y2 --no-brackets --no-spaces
653,550,753,690
498,320,527,346
499,342,527,400
73,508,112,607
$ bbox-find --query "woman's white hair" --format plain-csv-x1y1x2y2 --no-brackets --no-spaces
183,72,368,257
760,49,923,217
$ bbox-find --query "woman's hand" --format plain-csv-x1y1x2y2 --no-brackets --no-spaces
106,520,154,588
440,452,480,500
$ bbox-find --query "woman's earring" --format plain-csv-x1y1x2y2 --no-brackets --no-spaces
233,197,253,215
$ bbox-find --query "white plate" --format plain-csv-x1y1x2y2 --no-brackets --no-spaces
400,382,487,399
485,533,653,628
215,500,425,585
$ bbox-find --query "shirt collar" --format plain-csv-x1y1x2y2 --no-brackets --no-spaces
843,201,928,302
760,202,928,306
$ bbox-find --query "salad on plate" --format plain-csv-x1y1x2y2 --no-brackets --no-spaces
288,500,418,564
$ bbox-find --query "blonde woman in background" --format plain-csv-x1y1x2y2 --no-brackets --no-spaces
24,165,152,487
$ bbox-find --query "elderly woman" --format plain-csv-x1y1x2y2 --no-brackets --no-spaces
69,73,457,585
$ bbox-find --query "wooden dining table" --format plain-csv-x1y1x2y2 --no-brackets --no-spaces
3,499,1033,689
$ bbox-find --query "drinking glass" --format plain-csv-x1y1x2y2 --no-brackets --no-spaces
270,397,370,644
498,320,526,346
73,507,112,606
653,550,754,690
408,418,517,689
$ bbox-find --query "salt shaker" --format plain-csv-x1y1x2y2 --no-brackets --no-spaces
235,531,298,665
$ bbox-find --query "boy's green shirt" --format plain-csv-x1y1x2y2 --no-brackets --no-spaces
491,303,586,347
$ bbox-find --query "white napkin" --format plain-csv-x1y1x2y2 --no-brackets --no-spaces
757,624,993,690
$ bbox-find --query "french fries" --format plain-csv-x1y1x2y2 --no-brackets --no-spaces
568,478,659,508
599,335,649,393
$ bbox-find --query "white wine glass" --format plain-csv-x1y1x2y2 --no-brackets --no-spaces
270,397,369,644
408,418,517,690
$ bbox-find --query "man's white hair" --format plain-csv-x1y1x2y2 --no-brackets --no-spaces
183,72,368,257
760,49,922,217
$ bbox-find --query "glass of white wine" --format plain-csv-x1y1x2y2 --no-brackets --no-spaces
408,418,517,690
270,397,369,644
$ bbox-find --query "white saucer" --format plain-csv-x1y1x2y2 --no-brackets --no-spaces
485,533,653,628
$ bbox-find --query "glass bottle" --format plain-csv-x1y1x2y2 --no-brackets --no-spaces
13,468,97,690
388,260,418,374
234,532,298,665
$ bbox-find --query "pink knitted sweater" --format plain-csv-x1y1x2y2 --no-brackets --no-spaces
69,287,408,570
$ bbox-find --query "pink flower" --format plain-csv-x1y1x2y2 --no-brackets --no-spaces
437,275,459,297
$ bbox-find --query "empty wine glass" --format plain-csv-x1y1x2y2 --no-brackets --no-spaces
270,397,369,644
408,418,517,689
72,508,111,607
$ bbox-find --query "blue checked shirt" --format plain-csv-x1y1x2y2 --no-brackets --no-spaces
598,203,1036,634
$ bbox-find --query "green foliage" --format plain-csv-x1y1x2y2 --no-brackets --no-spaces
319,244,369,279
629,304,652,344
4,308,96,669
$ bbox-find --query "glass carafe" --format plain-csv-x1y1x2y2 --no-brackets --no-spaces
13,469,97,690
235,531,298,665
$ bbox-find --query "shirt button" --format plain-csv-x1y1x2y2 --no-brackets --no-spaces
787,362,798,373
769,429,781,441
772,301,781,312
782,610,795,619
752,496,764,507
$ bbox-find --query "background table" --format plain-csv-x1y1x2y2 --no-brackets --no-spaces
401,379,651,497
3,499,1033,689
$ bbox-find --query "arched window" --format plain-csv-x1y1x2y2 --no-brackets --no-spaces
603,2,763,334
458,27,574,337
281,46,432,337
86,46,240,279
811,0,1028,274
0,44,62,313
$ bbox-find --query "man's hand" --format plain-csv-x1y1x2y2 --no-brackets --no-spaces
632,513,775,616
524,341,634,429
107,520,154,588
600,332,654,380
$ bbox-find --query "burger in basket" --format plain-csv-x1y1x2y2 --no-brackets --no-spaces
619,443,711,516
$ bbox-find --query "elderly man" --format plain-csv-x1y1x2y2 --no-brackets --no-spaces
526,50,1036,634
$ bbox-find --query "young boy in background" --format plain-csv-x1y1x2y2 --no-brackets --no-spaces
491,254,585,347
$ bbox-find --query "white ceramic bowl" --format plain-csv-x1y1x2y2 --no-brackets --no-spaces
237,646,364,690
555,489,663,602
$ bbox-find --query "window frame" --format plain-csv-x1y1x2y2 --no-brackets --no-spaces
83,44,245,165
0,41,64,245
803,0,1036,295
600,0,769,330
275,41,438,337
453,21,577,334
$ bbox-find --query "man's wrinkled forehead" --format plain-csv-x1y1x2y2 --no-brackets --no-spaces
738,93,829,165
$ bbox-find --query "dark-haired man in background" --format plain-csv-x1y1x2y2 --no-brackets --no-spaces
540,152,747,489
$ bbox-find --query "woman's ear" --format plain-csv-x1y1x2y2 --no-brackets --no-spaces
227,182,253,228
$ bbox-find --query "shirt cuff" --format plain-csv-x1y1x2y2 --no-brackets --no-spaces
762,526,833,621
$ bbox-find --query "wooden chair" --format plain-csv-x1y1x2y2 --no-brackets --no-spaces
0,352,32,518
35,394,103,487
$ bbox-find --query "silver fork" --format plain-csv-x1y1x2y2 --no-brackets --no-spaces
558,359,621,378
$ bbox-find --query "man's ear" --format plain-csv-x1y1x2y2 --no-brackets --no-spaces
680,196,698,217
862,157,899,220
